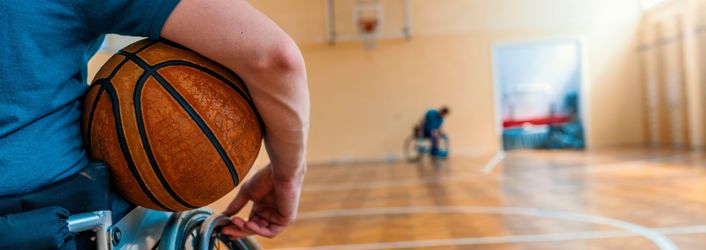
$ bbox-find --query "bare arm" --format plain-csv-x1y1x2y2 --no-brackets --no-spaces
161,0,309,237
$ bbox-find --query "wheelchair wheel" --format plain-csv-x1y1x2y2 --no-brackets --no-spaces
403,135,427,163
198,215,261,250
435,133,450,160
160,209,260,250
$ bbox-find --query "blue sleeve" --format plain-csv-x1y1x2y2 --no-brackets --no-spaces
0,206,70,249
71,0,181,40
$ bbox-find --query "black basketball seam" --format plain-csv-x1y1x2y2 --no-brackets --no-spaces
132,39,263,134
95,40,192,210
133,72,198,209
134,40,158,54
102,82,173,211
154,39,263,131
158,39,192,51
149,67,242,188
87,55,132,159
84,81,105,158
118,50,241,188
154,60,265,137
156,61,255,106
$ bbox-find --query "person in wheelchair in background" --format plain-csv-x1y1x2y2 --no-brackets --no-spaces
0,0,309,249
415,106,450,158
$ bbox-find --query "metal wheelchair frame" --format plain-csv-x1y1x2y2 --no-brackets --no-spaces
66,207,254,250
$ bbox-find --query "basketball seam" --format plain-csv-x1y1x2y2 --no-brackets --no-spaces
87,56,132,159
118,50,241,191
133,72,199,209
134,40,158,54
85,82,105,158
153,60,265,137
84,40,174,211
102,82,172,211
161,61,252,101
137,39,263,135
117,40,194,210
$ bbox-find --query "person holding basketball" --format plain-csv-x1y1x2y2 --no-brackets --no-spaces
0,0,308,248
417,106,450,158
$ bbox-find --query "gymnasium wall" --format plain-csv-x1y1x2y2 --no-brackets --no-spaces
251,0,646,162
88,0,647,163
639,0,706,148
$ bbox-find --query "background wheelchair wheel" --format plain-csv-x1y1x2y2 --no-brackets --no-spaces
403,136,426,163
435,133,450,160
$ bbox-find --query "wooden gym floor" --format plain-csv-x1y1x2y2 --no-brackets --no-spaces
221,148,706,250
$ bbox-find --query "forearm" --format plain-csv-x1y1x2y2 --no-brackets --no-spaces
248,62,310,183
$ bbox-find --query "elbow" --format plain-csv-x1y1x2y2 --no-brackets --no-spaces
251,37,306,77
248,36,310,133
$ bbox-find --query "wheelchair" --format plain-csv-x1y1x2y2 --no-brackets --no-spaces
403,126,449,163
67,207,260,250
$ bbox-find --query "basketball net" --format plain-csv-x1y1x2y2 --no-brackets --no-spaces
358,17,379,50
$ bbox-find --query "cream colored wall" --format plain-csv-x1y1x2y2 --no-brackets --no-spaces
89,0,647,163
253,0,646,162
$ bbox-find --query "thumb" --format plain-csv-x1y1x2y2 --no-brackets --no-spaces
222,188,250,216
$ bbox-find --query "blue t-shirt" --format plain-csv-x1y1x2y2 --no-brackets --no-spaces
423,109,444,132
0,0,180,196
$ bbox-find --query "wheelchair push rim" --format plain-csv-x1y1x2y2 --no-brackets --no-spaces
403,133,449,162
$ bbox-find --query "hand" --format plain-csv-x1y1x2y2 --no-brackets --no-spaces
220,165,304,239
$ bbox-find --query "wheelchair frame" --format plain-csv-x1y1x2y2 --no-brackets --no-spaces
66,207,249,250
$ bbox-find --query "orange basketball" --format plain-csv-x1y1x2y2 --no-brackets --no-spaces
82,39,263,211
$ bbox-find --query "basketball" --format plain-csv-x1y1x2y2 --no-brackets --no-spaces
82,39,263,211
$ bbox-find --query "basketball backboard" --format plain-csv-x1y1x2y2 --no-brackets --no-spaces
326,0,412,47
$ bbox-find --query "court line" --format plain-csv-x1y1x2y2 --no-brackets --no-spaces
269,225,706,250
302,153,694,193
482,150,506,173
280,206,678,250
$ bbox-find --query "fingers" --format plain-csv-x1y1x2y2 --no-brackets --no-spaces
244,216,286,238
255,208,292,225
226,212,289,239
220,225,250,239
221,216,258,240
241,206,293,238
222,188,250,216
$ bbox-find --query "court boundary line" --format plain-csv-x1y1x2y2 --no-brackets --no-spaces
269,225,706,250
274,206,678,250
482,150,506,173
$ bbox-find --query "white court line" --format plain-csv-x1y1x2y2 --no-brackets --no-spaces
482,150,506,173
303,153,693,193
269,225,706,250
279,206,678,250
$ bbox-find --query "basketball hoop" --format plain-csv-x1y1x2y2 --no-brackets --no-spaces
358,17,379,49
326,0,411,47
359,18,379,33
353,0,383,50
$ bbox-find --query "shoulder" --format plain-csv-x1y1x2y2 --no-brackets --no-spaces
426,109,440,116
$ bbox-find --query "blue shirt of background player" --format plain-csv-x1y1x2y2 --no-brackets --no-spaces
0,0,180,197
423,109,444,134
